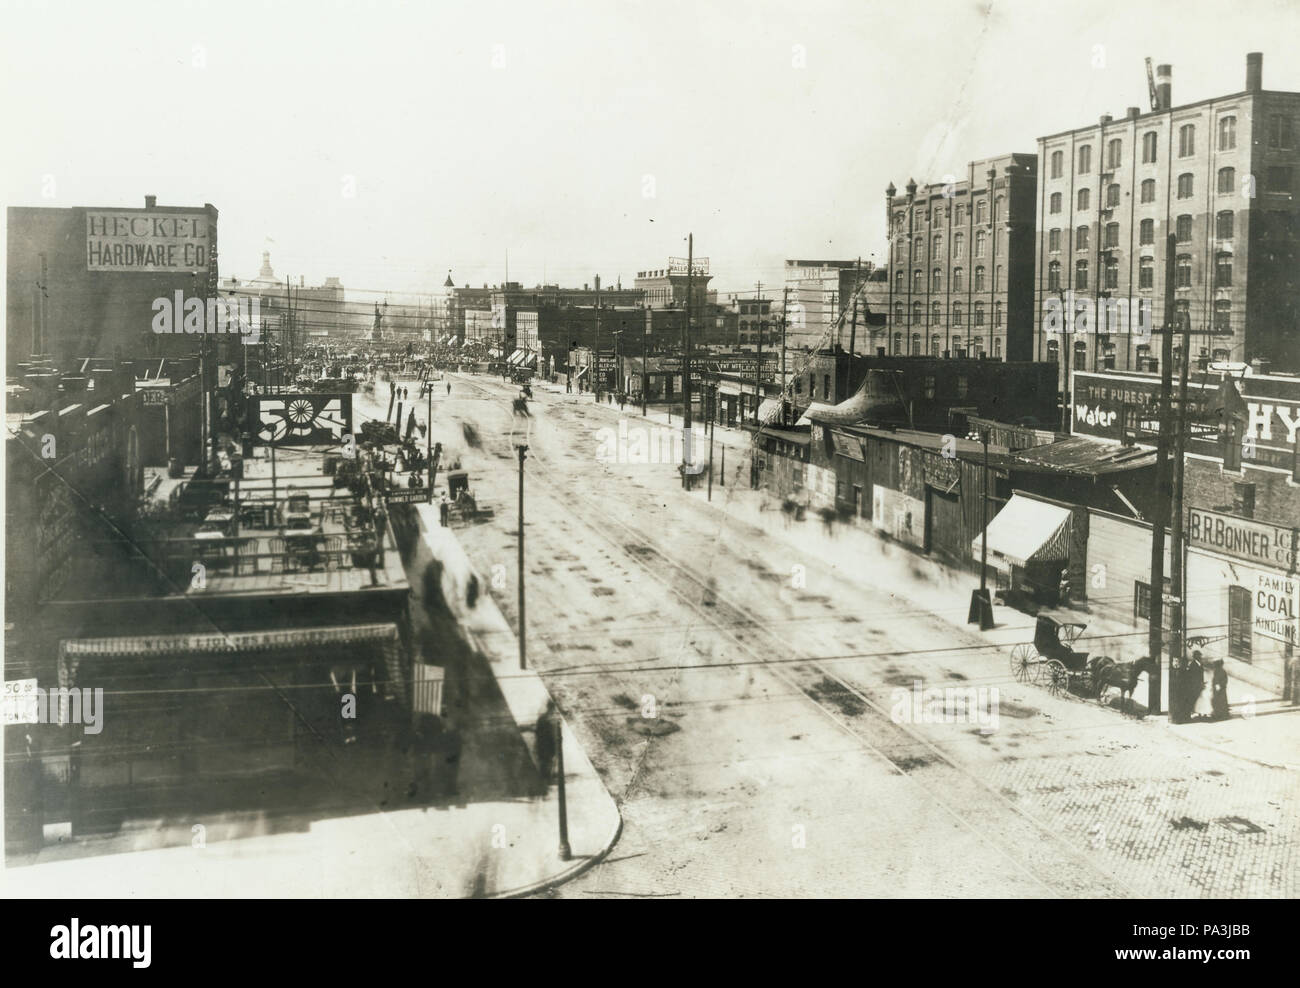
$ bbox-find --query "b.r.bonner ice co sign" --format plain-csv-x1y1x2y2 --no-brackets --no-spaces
1187,506,1299,569
86,211,211,272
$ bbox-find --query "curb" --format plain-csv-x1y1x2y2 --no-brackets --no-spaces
493,809,625,900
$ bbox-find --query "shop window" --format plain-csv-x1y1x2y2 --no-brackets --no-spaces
1228,585,1252,661
1135,579,1172,631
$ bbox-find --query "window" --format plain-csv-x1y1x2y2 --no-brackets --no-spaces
995,265,1003,291
1139,218,1155,245
1142,131,1158,163
1076,225,1090,250
894,270,903,293
932,268,942,291
1047,338,1060,363
892,332,902,355
1139,256,1154,289
1176,214,1192,242
930,336,940,358
994,301,1003,326
952,302,963,326
914,236,923,255
932,234,942,257
953,268,964,291
1266,166,1293,193
1135,579,1173,631
1049,228,1061,252
955,204,965,224
954,232,965,258
1049,192,1062,214
1177,173,1194,199
1140,178,1155,203
1176,254,1192,288
994,196,1003,222
1074,340,1087,370
976,199,987,223
910,334,921,356
1105,222,1120,248
911,301,922,324
1218,115,1236,151
893,302,903,325
974,266,985,291
1050,150,1063,178
1214,299,1231,333
1268,113,1294,150
913,269,923,292
1107,183,1121,207
1078,144,1092,174
931,301,941,323
1107,138,1122,169
993,337,1002,359
1216,252,1233,287
1217,166,1235,195
1228,585,1252,660
1077,188,1090,211
973,336,984,357
1216,210,1234,240
1178,123,1195,157
975,230,987,258
1075,259,1089,290
1105,255,1119,290
1175,298,1190,329
974,301,985,326
1048,260,1061,291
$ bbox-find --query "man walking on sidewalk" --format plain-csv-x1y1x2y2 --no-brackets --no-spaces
439,493,450,528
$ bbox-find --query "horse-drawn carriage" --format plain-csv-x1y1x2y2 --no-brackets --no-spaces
1009,613,1157,711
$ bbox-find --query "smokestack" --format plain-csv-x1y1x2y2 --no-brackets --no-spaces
1127,106,1140,119
1246,52,1263,93
144,195,157,208
1156,64,1172,110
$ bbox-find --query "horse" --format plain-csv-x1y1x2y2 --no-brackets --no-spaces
1090,655,1158,715
511,396,531,417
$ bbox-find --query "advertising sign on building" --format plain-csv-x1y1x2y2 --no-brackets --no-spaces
86,211,211,272
1186,507,1299,569
255,394,352,446
2,679,40,726
1072,371,1300,472
1254,572,1299,645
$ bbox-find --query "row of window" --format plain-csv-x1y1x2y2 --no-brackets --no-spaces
880,334,1002,360
1047,166,1292,214
898,265,1004,293
1048,211,1236,252
892,301,1004,326
896,197,1003,231
1045,253,1234,290
899,228,996,260
1045,115,1296,179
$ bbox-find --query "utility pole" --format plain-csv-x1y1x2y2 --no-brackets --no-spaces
641,307,648,417
426,384,433,503
849,258,861,364
516,443,528,671
780,286,790,422
752,280,763,427
1059,286,1071,433
1168,309,1193,722
594,276,602,403
1147,233,1178,715
554,714,571,860
683,235,694,462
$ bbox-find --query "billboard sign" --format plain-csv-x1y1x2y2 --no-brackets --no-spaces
255,394,352,446
1186,507,1299,569
1255,572,1299,645
1072,371,1300,472
86,210,211,272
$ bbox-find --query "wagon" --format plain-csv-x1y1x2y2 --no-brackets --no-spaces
1009,613,1094,697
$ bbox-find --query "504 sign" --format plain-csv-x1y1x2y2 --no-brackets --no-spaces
256,394,353,446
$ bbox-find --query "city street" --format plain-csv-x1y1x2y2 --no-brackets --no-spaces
355,373,1299,898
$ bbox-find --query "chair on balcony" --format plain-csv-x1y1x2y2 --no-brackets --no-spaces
322,535,344,570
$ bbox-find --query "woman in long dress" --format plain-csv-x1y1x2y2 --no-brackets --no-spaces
1189,651,1213,720
1209,659,1230,721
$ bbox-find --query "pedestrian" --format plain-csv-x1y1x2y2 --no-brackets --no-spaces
446,381,451,396
534,701,558,786
1187,650,1210,721
1209,659,1230,721
1058,570,1070,606
439,493,450,528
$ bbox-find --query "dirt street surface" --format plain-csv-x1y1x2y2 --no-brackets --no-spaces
358,374,1298,898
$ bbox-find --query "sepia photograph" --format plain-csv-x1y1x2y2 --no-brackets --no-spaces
1,0,1295,942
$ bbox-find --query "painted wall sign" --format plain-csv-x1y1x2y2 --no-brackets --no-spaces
86,211,210,272
255,394,352,446
1186,506,1299,569
1255,572,1299,645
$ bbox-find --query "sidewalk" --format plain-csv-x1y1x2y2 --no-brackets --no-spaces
547,382,1299,772
2,507,621,900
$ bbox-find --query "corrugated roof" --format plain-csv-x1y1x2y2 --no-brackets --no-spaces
1013,436,1156,476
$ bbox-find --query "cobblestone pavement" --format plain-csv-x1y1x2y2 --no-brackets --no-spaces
416,375,1299,898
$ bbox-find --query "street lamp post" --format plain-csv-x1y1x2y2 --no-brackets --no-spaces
516,444,528,672
968,427,995,630
554,715,571,860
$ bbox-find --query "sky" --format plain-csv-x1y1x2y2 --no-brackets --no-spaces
4,0,1300,304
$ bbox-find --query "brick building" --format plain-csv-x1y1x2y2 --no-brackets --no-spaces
1035,53,1300,387
885,153,1039,362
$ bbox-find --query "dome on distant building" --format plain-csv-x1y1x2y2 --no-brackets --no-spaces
443,270,455,288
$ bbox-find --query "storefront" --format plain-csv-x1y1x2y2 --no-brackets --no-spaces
973,493,1073,604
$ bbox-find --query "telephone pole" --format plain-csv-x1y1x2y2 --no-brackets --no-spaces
1168,309,1193,722
1147,233,1178,715
594,275,602,403
682,235,694,461
780,286,790,424
752,280,763,426
516,443,528,671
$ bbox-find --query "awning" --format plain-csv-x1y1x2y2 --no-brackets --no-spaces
717,380,745,397
507,349,525,366
520,352,537,369
575,366,589,380
60,623,400,657
757,398,783,424
972,494,1072,568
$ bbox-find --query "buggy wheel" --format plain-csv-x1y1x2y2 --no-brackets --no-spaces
1045,659,1069,697
1010,643,1036,683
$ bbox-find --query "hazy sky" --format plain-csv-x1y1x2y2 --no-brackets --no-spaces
4,0,1299,302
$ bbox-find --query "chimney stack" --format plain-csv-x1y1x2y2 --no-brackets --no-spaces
144,195,157,208
1126,106,1140,120
1100,113,1113,125
1246,52,1263,93
1156,64,1172,110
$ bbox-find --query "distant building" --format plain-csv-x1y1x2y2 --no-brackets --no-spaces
783,260,884,351
885,153,1039,362
635,257,712,310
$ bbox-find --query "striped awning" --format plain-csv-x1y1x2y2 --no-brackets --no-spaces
60,623,400,658
972,495,1072,568
757,397,783,424
507,349,525,366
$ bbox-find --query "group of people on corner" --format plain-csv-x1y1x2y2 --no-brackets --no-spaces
1178,650,1231,722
